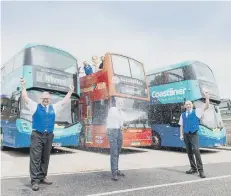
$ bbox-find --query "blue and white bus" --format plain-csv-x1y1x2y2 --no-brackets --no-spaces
1,44,82,150
147,60,226,149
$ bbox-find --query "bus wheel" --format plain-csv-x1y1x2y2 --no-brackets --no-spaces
152,132,161,150
1,136,6,151
1,145,6,151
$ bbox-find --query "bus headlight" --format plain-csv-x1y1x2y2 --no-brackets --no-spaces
20,122,31,133
199,126,207,135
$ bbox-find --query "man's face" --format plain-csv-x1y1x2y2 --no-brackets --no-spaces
101,56,104,61
83,61,87,66
117,98,124,109
40,92,51,106
185,101,193,111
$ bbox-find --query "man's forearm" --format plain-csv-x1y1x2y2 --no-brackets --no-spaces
180,126,183,136
204,96,209,110
21,85,29,104
61,90,73,105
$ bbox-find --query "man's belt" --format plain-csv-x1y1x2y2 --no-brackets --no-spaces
33,130,52,135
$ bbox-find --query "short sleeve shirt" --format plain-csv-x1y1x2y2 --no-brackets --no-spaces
24,98,63,115
178,108,204,126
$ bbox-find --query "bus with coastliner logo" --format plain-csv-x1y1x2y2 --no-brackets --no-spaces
147,60,226,149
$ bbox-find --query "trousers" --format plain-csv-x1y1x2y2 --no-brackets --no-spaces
30,130,54,185
184,131,203,171
107,128,123,176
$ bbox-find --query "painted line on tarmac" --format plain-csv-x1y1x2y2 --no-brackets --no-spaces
85,175,231,196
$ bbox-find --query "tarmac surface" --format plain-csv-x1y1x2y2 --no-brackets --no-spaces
1,162,231,196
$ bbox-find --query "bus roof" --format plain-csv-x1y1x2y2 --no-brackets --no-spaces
24,43,76,59
24,43,40,49
106,52,143,64
147,60,195,75
147,60,214,76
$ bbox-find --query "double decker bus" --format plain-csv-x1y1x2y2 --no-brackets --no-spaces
1,44,82,150
147,60,226,149
79,53,152,148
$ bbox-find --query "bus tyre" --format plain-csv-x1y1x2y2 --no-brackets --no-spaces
1,145,6,151
1,139,6,151
152,132,161,150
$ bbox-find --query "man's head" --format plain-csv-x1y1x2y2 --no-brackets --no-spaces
184,100,193,111
101,56,104,61
116,97,124,109
83,61,88,66
40,92,51,106
92,56,98,65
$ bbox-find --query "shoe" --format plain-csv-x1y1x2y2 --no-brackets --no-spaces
111,175,118,181
199,171,206,178
32,184,39,191
40,178,53,185
117,170,125,177
186,168,198,174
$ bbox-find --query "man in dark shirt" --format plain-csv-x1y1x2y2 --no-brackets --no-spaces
99,56,104,69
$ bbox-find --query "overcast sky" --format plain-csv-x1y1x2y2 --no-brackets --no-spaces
1,1,231,98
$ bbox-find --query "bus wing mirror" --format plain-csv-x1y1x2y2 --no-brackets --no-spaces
16,87,20,91
181,106,185,113
227,102,231,110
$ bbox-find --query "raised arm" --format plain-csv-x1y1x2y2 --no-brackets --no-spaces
203,91,210,111
53,85,74,112
20,77,30,104
20,77,37,113
178,114,184,140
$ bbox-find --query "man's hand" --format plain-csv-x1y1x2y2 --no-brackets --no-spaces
69,85,74,92
122,126,128,131
203,88,209,98
20,77,26,88
204,91,209,99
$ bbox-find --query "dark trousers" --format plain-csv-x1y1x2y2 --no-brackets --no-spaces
184,131,203,172
107,128,123,176
30,130,54,185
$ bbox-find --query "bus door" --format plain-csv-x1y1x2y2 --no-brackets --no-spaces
1,96,12,145
170,104,184,147
6,93,21,146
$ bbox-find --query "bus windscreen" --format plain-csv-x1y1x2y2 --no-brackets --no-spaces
193,62,220,100
193,62,215,83
194,100,223,129
111,55,145,81
20,90,78,126
111,55,148,97
118,97,149,128
29,45,77,74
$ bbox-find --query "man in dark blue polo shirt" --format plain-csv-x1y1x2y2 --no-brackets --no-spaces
179,91,209,178
83,61,93,75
